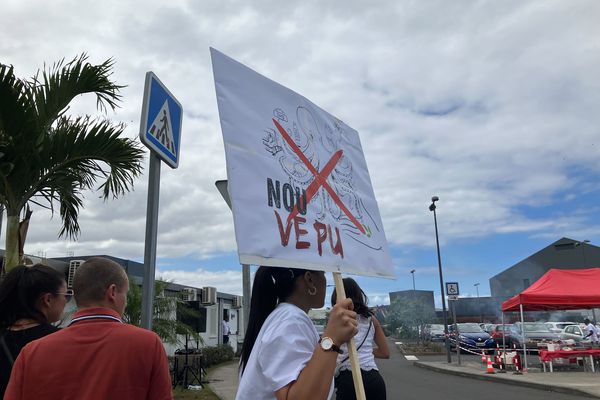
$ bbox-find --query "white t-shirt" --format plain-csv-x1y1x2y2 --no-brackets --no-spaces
585,323,598,342
223,320,231,336
337,315,378,372
236,303,334,400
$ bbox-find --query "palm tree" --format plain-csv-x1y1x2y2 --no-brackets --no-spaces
124,278,202,346
0,54,145,271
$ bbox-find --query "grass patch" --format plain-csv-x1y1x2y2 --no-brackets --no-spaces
396,340,445,354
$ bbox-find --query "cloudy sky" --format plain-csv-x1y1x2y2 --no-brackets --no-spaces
2,0,599,307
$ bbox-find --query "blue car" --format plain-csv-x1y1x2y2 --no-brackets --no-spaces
449,323,496,353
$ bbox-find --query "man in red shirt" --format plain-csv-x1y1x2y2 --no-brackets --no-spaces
5,257,173,400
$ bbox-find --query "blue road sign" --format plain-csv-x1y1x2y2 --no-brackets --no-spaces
139,72,183,169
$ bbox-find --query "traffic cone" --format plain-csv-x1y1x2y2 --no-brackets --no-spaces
481,350,486,363
486,356,495,374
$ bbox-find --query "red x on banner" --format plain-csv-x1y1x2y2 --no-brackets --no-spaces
272,118,366,235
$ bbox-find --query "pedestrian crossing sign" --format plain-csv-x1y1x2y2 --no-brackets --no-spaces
139,71,183,168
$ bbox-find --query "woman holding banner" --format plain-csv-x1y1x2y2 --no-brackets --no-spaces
332,278,389,400
237,266,358,400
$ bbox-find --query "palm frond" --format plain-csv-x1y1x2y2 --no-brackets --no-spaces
9,116,144,238
2,54,144,270
33,54,125,132
0,63,37,148
57,182,85,239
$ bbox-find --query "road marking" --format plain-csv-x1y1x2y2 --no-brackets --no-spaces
405,355,419,361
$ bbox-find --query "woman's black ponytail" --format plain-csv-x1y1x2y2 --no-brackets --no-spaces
0,264,65,332
240,266,307,375
331,277,372,318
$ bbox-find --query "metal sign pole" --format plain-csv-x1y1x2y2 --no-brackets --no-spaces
141,153,161,329
215,180,251,332
452,300,460,365
502,312,507,367
138,71,182,331
242,264,251,329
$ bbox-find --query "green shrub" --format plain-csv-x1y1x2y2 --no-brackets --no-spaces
425,342,445,352
202,345,235,368
381,324,392,337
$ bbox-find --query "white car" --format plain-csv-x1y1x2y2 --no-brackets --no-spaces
546,321,576,334
559,324,591,343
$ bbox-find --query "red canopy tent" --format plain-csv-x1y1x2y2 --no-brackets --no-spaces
500,268,600,369
502,268,600,312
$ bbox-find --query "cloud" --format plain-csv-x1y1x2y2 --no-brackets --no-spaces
2,1,599,273
367,293,391,306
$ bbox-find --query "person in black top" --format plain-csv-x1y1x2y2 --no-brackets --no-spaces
0,264,70,398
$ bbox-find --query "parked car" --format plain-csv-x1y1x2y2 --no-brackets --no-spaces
490,324,513,346
546,321,576,334
449,323,495,352
559,324,591,343
509,322,560,349
480,323,496,334
425,324,446,342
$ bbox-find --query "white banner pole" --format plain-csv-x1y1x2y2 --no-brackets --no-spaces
333,272,366,400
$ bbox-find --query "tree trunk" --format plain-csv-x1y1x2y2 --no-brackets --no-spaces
4,214,20,272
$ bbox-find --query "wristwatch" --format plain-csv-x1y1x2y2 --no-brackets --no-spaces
319,336,343,354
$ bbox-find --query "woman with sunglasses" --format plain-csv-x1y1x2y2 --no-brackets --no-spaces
0,264,69,398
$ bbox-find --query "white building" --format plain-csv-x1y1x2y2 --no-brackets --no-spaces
47,255,246,355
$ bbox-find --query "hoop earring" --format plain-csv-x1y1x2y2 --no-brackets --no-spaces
308,286,317,296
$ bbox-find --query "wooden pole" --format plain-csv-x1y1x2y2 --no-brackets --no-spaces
333,272,366,400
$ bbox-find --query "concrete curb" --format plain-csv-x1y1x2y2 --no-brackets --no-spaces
414,362,600,399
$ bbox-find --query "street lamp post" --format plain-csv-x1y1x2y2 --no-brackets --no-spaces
410,269,416,291
429,196,451,363
474,282,482,324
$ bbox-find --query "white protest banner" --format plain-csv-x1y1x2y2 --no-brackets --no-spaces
211,48,394,278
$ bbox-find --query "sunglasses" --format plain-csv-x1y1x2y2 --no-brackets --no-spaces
55,289,74,302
